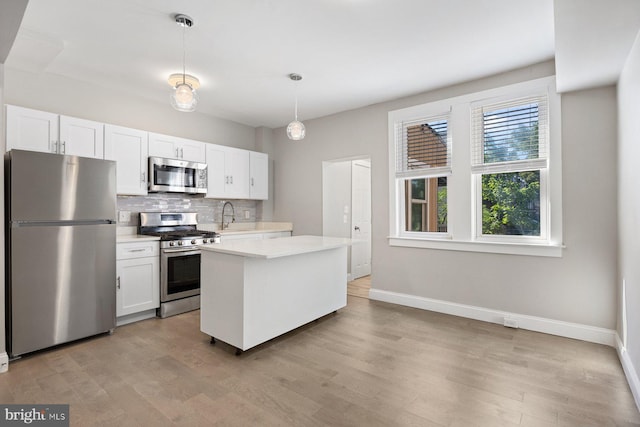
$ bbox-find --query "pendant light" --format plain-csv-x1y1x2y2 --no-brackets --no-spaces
286,73,306,140
168,14,199,112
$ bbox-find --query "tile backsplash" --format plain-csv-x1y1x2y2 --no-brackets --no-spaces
117,193,260,227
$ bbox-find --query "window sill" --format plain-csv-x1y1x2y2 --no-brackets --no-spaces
388,236,563,257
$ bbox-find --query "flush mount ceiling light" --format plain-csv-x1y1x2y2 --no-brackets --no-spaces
168,14,199,112
286,73,306,141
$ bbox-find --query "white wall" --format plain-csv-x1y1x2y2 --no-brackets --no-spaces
322,161,352,239
618,29,640,396
4,68,256,151
272,60,619,331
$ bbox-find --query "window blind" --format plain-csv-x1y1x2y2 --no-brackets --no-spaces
471,95,548,173
395,116,450,178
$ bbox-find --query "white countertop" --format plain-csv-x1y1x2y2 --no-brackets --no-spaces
198,221,293,236
117,234,161,243
200,235,351,259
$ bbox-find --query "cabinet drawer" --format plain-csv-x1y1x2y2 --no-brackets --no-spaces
117,241,159,260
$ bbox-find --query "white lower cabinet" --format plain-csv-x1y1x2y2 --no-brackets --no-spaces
116,241,159,325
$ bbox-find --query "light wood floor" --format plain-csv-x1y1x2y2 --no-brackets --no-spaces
1,297,638,426
347,275,371,299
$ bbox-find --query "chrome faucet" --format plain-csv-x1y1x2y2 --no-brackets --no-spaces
221,201,235,230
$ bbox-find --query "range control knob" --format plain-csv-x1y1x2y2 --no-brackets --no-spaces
178,240,183,246
191,239,197,245
202,238,209,244
169,241,175,247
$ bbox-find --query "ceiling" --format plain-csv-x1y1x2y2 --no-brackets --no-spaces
3,1,640,129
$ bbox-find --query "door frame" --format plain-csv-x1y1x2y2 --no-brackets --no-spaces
321,155,372,281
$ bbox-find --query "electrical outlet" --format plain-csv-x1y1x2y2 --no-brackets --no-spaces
244,210,250,220
503,316,519,329
118,210,131,223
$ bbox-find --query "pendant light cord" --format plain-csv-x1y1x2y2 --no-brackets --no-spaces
294,80,299,121
181,21,186,85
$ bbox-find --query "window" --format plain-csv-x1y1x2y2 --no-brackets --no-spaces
388,77,562,256
406,177,447,232
394,116,450,236
471,97,548,241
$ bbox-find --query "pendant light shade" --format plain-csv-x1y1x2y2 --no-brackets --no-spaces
287,73,305,141
287,120,306,140
168,14,199,112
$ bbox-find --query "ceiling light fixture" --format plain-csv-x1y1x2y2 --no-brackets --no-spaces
168,14,199,112
286,73,306,141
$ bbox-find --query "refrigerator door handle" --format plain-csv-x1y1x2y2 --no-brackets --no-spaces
11,219,116,228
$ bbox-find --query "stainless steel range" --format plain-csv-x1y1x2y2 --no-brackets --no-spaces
139,212,219,318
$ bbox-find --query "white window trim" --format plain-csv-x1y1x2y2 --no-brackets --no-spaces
388,76,563,257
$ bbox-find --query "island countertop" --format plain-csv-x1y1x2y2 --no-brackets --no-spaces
199,235,351,259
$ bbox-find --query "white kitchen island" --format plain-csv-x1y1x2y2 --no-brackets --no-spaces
200,235,351,354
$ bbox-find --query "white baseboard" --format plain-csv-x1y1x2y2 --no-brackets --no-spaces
0,352,8,373
616,334,640,412
369,289,616,346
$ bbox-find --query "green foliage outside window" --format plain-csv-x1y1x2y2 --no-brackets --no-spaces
482,171,540,236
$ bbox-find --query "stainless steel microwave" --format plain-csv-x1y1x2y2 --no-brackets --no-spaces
148,157,208,194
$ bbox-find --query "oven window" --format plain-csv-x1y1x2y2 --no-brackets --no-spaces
167,253,200,294
154,165,196,187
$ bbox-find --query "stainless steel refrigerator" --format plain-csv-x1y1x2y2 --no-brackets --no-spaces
5,149,117,358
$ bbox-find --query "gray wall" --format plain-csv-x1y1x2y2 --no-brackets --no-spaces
272,60,619,330
618,32,640,380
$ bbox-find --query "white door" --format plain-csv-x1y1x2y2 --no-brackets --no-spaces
59,115,104,159
6,105,59,153
104,124,148,195
351,160,371,279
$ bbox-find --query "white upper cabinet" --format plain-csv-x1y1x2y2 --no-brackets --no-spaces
249,151,268,200
59,115,104,159
6,105,104,159
104,124,149,195
6,105,59,154
148,132,206,163
205,144,250,199
206,145,269,200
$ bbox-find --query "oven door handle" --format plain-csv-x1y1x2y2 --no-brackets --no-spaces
163,248,201,255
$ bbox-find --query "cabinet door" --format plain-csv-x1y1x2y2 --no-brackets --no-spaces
249,151,268,200
149,132,205,162
104,125,148,195
148,132,180,159
116,256,159,317
225,147,250,199
205,144,227,198
180,139,206,163
6,105,59,153
59,115,104,159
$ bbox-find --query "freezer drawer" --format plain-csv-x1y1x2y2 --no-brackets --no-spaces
7,223,116,357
